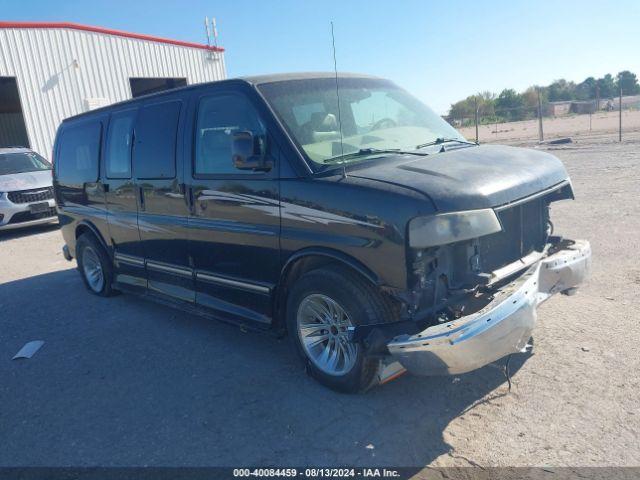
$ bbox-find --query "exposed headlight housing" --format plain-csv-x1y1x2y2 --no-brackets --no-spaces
409,209,502,248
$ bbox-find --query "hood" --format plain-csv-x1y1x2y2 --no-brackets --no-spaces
349,145,569,212
0,170,53,192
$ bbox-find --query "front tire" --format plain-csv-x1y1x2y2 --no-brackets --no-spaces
76,233,116,297
286,265,398,393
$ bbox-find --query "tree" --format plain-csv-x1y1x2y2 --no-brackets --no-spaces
547,79,576,102
449,95,477,120
575,77,597,100
596,74,616,98
616,71,640,95
448,91,496,123
475,91,496,117
495,89,525,120
521,86,546,113
445,69,639,119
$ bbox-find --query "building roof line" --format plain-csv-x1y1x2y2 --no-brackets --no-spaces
0,21,225,52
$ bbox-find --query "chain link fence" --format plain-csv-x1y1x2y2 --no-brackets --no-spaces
448,93,640,144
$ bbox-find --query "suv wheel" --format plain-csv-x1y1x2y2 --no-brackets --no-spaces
76,233,116,297
286,265,398,393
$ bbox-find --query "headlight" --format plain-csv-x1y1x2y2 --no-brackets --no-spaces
409,209,502,248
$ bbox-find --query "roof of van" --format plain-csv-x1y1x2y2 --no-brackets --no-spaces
61,72,382,123
240,72,381,84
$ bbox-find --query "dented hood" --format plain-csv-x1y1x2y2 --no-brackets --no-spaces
349,145,569,212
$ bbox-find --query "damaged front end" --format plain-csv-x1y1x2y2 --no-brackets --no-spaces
387,238,590,376
353,181,592,377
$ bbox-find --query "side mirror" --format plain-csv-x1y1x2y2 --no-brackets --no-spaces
232,131,273,172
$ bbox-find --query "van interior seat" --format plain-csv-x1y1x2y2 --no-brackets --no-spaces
300,112,341,144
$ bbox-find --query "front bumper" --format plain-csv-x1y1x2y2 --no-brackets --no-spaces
387,239,591,376
0,197,57,230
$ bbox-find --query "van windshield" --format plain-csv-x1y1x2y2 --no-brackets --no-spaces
258,77,466,167
0,152,51,176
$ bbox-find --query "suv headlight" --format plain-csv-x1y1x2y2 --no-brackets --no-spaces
409,209,502,248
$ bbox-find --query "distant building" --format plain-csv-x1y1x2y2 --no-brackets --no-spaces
571,101,596,115
0,22,226,157
545,101,572,117
543,97,640,116
597,95,640,111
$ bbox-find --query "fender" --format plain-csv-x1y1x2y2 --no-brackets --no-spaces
75,219,111,258
281,247,380,286
272,247,398,332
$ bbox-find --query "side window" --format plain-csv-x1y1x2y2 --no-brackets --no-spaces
194,94,266,176
133,101,181,179
57,122,101,185
105,110,136,178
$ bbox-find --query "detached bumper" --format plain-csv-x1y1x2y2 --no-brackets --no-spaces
387,239,591,376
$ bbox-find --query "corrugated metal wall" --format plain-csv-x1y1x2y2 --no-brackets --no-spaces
0,27,226,157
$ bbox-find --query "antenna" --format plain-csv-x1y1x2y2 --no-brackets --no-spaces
211,17,219,48
330,21,346,179
204,16,211,47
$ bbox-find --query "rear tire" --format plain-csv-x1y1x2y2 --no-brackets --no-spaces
286,265,398,393
76,233,116,297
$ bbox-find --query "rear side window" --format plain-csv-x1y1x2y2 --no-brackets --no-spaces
133,101,181,179
57,122,101,184
106,110,136,178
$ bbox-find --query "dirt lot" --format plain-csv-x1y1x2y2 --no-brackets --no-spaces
459,109,640,144
0,133,639,469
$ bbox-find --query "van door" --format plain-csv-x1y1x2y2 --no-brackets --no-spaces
132,98,193,301
103,107,146,292
187,91,280,324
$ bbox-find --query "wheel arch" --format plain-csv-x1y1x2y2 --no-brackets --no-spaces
273,248,381,332
75,221,110,258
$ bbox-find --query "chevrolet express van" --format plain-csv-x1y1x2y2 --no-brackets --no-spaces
53,73,591,392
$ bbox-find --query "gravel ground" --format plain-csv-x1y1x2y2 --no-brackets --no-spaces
0,133,638,469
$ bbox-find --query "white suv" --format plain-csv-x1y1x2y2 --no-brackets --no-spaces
0,147,57,230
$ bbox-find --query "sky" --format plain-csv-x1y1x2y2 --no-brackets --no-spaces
2,0,639,113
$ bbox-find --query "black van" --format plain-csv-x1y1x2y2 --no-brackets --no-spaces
53,73,590,392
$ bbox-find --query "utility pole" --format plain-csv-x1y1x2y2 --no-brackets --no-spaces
474,96,479,143
619,85,623,142
537,88,544,142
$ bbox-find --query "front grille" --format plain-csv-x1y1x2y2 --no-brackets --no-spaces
8,207,57,224
8,186,54,204
477,196,548,272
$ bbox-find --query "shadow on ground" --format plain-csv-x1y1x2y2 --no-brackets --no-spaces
0,223,59,242
0,269,531,468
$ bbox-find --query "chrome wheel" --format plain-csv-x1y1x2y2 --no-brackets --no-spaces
82,246,104,293
296,294,357,376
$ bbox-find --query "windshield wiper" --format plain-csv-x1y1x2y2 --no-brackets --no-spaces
324,147,426,164
416,137,477,149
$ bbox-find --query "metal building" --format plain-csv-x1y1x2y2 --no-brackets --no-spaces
0,22,226,157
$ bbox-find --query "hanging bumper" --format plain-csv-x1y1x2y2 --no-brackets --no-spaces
387,239,591,376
